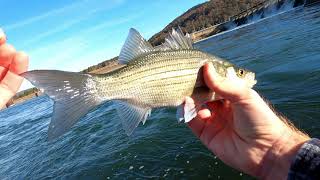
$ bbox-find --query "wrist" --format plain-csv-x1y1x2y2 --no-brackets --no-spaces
258,127,310,180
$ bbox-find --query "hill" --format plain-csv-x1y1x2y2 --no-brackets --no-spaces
148,0,264,46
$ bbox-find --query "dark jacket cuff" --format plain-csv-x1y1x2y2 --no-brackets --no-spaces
288,138,320,180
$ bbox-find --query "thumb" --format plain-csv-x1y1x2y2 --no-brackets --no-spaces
203,63,252,102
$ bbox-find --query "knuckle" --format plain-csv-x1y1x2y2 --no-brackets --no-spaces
0,44,16,55
16,51,29,60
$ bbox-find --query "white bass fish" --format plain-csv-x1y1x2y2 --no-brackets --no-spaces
23,28,257,140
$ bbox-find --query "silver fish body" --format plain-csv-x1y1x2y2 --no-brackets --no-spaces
95,50,217,107
23,28,256,140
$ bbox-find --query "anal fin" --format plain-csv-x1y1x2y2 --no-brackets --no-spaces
114,100,151,135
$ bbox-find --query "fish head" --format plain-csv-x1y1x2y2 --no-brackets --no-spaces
225,65,257,88
209,60,257,88
231,66,257,88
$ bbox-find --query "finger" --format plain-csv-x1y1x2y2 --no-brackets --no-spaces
0,44,16,80
199,120,225,147
198,109,211,119
188,105,215,138
0,91,10,109
223,99,232,109
207,100,233,121
203,63,251,102
9,51,29,74
188,117,206,138
0,52,28,109
206,100,223,111
0,28,6,45
1,52,29,93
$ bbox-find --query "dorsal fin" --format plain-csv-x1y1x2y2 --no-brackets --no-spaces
160,28,193,50
118,28,194,64
118,28,154,64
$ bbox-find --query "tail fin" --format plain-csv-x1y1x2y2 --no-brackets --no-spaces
22,70,102,140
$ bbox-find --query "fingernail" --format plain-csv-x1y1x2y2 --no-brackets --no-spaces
0,28,4,39
208,63,214,69
207,63,216,76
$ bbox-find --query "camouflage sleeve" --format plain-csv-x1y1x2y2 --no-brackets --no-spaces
288,138,320,180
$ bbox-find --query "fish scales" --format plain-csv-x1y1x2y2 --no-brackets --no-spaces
94,50,212,107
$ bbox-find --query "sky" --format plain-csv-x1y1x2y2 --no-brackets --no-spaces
1,0,206,91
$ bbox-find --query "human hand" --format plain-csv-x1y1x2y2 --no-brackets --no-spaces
0,29,29,109
188,63,310,179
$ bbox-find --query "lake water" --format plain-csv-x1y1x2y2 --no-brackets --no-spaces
1,3,320,180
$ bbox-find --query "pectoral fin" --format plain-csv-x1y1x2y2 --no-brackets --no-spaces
176,97,197,123
176,87,220,123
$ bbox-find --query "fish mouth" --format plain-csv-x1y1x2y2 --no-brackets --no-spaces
246,72,257,87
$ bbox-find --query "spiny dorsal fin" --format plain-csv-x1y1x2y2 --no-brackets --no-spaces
118,28,154,64
159,28,193,51
119,28,194,64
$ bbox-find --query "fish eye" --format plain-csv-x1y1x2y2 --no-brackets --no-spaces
238,69,245,77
